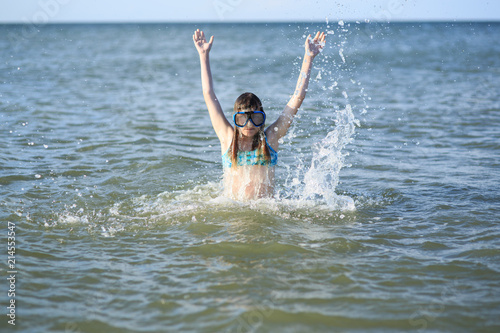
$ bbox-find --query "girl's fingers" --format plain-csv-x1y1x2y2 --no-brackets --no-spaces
314,32,326,45
194,29,211,44
194,29,205,41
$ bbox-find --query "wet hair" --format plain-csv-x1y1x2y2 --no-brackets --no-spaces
230,92,271,168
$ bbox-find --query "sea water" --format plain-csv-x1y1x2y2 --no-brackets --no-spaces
1,22,500,332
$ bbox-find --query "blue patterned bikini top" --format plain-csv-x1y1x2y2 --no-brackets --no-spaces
222,136,278,168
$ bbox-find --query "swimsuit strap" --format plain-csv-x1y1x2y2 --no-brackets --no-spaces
222,134,278,168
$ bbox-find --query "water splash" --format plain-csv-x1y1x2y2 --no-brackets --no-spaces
276,104,358,211
276,21,365,211
300,105,358,210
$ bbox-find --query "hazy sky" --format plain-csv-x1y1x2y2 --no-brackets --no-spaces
1,0,499,23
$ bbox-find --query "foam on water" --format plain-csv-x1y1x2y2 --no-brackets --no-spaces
48,176,357,234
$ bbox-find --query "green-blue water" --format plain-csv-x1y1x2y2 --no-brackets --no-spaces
1,22,499,332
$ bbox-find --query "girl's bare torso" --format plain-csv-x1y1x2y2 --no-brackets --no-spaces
223,165,275,200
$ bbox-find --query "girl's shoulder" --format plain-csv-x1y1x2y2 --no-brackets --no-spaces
220,127,234,154
264,127,279,151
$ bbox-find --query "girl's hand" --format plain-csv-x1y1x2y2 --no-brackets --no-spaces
305,31,326,58
193,29,214,55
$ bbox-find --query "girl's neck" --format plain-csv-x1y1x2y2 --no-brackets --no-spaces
238,137,253,151
238,133,257,151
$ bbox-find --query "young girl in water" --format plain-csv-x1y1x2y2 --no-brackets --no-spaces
193,29,326,200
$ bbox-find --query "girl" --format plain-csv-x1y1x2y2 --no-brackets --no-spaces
193,29,326,201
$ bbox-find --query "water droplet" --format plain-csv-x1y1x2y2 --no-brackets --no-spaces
339,49,346,63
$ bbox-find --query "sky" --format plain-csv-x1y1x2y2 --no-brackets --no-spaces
1,0,499,24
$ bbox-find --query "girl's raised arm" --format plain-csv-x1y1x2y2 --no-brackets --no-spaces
266,32,326,147
193,29,233,151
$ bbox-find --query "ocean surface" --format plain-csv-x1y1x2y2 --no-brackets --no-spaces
1,22,499,332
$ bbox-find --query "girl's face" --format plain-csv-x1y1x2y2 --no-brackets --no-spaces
239,120,261,138
234,110,265,138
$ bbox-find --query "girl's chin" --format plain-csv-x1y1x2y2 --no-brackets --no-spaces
240,130,258,137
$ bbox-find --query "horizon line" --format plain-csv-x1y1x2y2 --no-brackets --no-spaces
1,18,499,25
